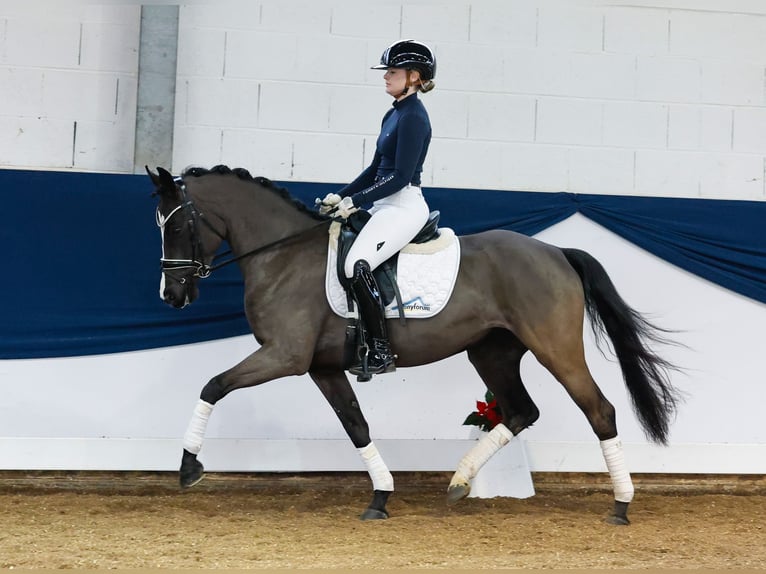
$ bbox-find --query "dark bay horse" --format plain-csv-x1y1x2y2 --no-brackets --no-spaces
148,164,681,525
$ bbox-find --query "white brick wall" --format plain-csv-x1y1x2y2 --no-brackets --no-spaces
0,4,139,172
2,1,765,200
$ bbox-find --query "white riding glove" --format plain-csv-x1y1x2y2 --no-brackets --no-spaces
335,196,358,219
316,192,341,215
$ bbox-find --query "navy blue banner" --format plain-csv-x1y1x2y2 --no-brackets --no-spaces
1,169,764,359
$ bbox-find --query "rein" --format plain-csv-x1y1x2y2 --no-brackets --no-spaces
157,179,330,279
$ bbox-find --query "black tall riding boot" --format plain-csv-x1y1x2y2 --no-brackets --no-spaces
349,260,396,377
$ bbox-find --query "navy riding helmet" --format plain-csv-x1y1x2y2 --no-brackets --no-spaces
371,39,436,81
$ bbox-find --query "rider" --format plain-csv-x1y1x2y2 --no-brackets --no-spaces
320,39,436,377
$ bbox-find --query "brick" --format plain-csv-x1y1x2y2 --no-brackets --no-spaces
5,17,80,68
402,4,470,43
568,146,635,195
425,91,469,140
0,67,44,116
41,71,124,122
635,149,706,197
0,117,73,169
436,41,505,92
171,126,223,172
429,139,504,189
73,120,135,172
224,31,296,81
504,49,570,96
220,129,295,180
259,2,333,35
328,86,389,135
80,22,140,73
700,59,765,106
469,0,537,48
698,153,764,199
294,36,369,84
330,4,401,39
670,11,766,60
636,56,701,103
259,82,332,132
602,101,668,149
500,143,569,192
179,4,265,30
182,78,261,128
537,2,603,53
732,107,766,153
467,93,536,142
604,7,669,55
82,5,140,25
668,105,733,152
177,27,225,78
536,98,603,146
567,53,635,100
292,132,366,183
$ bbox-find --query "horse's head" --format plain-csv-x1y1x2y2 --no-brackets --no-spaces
147,166,210,309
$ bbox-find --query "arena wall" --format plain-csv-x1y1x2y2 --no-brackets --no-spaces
1,1,765,474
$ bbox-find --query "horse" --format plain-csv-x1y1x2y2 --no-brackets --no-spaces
147,164,682,525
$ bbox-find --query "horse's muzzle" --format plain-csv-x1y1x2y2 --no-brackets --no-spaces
161,274,198,309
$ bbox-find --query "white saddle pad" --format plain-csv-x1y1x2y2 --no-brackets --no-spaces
325,222,461,319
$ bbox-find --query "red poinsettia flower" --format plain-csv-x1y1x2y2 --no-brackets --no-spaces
463,391,503,432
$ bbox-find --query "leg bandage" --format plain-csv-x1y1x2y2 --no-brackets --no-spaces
451,423,513,487
600,435,634,503
358,442,394,492
183,399,214,455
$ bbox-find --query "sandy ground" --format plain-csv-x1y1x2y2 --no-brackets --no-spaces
1,471,765,569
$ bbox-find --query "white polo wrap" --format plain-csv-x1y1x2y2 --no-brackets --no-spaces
358,442,394,492
600,435,635,503
182,399,214,455
450,423,513,487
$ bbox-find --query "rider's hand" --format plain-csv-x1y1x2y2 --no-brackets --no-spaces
317,192,341,215
335,196,358,219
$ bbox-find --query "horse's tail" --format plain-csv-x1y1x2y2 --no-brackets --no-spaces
561,247,682,445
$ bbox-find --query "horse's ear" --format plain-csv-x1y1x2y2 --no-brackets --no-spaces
157,167,176,191
145,166,162,188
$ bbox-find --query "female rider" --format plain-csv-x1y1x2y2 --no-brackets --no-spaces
320,39,436,378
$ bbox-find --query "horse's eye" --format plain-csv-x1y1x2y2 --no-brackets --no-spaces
172,226,183,235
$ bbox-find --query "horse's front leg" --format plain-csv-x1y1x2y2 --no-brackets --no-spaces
179,344,313,488
309,370,393,520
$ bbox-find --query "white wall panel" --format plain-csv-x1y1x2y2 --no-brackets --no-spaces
568,146,635,194
635,56,701,103
732,108,766,153
500,143,570,192
79,22,139,73
0,117,73,168
469,1,537,48
3,18,80,68
667,105,733,152
536,98,603,146
601,101,667,149
467,93,536,142
603,8,669,55
330,4,401,39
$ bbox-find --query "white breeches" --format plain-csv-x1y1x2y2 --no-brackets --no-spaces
343,185,430,278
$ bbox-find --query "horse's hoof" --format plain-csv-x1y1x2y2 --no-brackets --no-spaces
360,508,389,521
179,451,205,488
606,513,630,526
606,500,630,525
446,483,470,504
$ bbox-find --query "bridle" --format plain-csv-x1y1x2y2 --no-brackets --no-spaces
156,178,330,282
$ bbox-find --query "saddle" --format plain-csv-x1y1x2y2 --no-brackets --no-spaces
336,210,441,377
336,210,441,312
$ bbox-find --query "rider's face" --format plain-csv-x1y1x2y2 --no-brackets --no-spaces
383,67,416,99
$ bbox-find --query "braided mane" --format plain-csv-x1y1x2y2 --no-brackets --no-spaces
181,164,327,221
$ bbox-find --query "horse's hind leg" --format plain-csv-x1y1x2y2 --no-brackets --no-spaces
536,344,633,525
309,369,393,521
447,329,538,503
